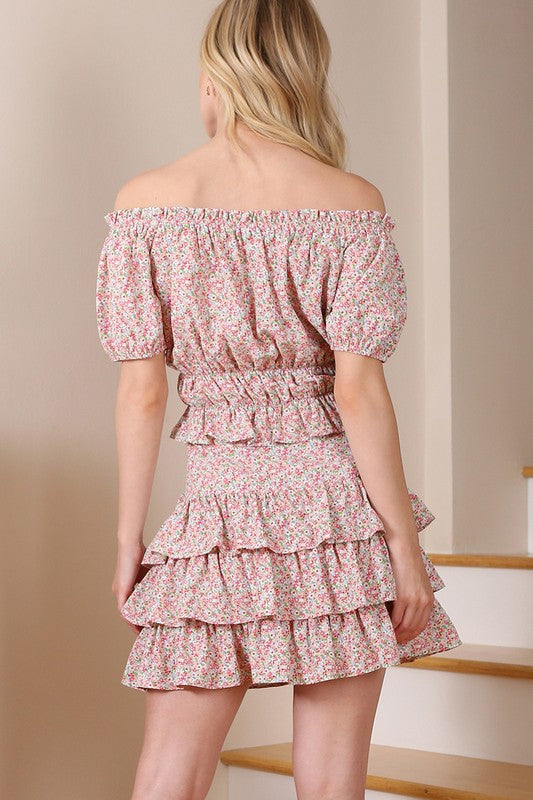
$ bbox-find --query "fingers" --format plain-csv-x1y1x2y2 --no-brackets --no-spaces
112,584,142,633
111,549,146,633
117,595,142,633
391,594,434,644
123,618,142,634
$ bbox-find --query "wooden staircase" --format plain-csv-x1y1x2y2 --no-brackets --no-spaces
221,741,533,800
399,642,533,680
219,553,533,800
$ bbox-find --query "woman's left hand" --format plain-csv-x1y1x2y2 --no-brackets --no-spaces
111,541,149,633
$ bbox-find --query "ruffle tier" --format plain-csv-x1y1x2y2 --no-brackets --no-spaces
140,480,436,565
121,538,444,627
121,598,462,691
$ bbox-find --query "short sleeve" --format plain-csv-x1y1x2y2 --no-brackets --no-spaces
96,221,167,362
325,218,408,362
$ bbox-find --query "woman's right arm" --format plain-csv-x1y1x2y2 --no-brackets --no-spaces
333,352,434,645
324,186,434,644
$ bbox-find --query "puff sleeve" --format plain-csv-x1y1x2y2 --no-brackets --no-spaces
96,219,167,362
325,216,407,362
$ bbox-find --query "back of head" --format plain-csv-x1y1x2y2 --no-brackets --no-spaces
199,0,347,168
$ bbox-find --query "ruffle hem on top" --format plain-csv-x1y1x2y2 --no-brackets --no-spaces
169,364,343,445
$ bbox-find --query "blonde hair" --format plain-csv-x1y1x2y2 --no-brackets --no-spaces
199,0,347,168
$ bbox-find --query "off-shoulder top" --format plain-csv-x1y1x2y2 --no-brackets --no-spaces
95,206,407,445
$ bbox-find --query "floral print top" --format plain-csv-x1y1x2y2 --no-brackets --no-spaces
96,206,407,445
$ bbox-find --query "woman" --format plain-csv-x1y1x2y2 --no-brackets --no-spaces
96,1,461,798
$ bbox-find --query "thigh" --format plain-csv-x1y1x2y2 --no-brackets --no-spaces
292,667,386,800
131,682,251,800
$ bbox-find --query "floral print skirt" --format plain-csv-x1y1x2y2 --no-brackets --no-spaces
119,432,462,691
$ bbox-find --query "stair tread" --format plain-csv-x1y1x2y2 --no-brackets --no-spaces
399,643,533,679
220,742,533,800
428,553,533,569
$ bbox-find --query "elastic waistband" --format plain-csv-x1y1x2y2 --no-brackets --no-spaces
176,364,336,407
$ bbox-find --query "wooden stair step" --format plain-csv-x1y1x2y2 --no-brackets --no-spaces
428,553,533,569
399,643,533,680
220,742,533,800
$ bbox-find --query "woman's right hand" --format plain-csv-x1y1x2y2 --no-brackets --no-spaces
386,536,435,644
112,540,148,634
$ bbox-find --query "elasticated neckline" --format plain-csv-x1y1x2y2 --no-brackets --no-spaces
103,205,396,231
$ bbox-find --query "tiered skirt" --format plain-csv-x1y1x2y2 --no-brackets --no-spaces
120,432,462,690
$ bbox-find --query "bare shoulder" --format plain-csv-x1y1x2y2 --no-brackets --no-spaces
340,170,386,214
112,147,207,211
112,168,162,211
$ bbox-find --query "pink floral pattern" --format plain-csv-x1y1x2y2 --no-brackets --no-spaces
96,206,461,691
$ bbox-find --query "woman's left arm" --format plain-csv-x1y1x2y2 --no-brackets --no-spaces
111,354,168,630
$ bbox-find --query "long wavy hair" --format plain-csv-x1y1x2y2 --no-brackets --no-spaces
199,0,347,168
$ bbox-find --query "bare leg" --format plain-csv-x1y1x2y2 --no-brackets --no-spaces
130,681,250,800
292,667,386,800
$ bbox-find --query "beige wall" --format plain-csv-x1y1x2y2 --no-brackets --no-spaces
2,1,531,798
448,0,533,553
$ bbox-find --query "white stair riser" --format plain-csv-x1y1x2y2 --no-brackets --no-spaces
226,767,417,800
228,767,296,800
373,666,533,765
436,566,533,647
366,794,418,800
